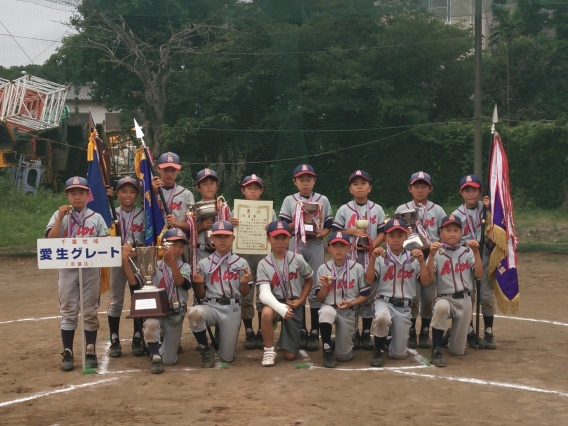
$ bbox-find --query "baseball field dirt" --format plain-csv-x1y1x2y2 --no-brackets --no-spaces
0,253,567,425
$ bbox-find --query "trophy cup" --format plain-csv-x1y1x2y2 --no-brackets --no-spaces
189,200,219,249
355,219,369,247
302,202,322,236
393,205,429,251
126,245,175,319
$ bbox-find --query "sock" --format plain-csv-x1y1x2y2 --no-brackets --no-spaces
133,318,143,337
193,330,210,349
85,330,97,347
134,332,141,339
319,322,332,347
410,318,417,331
421,317,431,332
108,315,120,338
362,317,372,334
373,336,386,352
61,329,75,353
301,306,307,332
111,333,118,340
323,343,331,350
432,328,444,348
310,307,319,334
147,342,160,358
483,315,494,333
243,319,253,331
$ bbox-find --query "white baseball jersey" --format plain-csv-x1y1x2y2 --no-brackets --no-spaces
46,208,109,238
279,192,333,228
431,247,476,294
195,204,233,260
452,202,483,244
256,251,313,300
372,251,421,300
196,252,251,299
315,260,370,305
333,200,385,242
395,200,445,243
159,184,195,224
115,206,145,245
134,259,191,305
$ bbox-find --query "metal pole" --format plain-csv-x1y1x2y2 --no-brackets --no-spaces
79,268,86,372
473,0,483,178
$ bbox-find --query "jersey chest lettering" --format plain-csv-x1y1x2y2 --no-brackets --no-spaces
131,223,143,232
440,259,470,276
423,217,435,228
75,225,95,236
346,213,377,228
383,265,415,280
270,270,299,288
211,268,240,283
326,278,355,293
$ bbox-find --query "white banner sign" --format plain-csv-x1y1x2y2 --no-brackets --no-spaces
37,237,123,269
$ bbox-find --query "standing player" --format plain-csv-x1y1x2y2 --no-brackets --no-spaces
46,177,109,371
315,231,370,368
428,215,483,367
395,171,445,349
365,219,430,367
451,175,494,349
256,221,313,366
107,176,146,358
188,221,253,367
333,170,385,350
279,164,333,351
121,228,192,374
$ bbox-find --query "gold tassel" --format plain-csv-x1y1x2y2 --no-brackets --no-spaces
489,272,520,315
87,131,96,162
99,267,111,295
134,148,144,179
109,223,117,237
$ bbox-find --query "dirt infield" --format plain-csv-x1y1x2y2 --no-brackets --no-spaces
1,253,568,425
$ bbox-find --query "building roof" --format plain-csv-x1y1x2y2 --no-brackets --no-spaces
66,82,94,101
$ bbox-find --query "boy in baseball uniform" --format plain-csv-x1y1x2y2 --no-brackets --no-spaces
46,176,109,371
279,164,333,351
333,170,386,350
315,231,370,368
121,228,192,374
450,174,495,349
428,215,483,367
365,219,430,367
256,221,313,366
107,176,146,358
188,221,253,367
395,171,445,350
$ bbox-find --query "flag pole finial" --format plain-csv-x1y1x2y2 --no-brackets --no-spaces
491,104,498,134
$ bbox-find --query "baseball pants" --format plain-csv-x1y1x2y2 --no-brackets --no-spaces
270,303,304,353
58,268,100,331
143,311,185,365
188,302,241,362
411,279,435,320
107,259,138,317
240,254,263,319
372,299,412,359
289,237,324,309
431,294,472,356
319,304,357,361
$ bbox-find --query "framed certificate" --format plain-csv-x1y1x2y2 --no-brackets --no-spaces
233,199,273,255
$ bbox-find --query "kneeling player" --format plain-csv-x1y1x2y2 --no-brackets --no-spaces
122,228,192,374
256,221,313,366
315,231,370,368
365,219,430,367
428,215,483,367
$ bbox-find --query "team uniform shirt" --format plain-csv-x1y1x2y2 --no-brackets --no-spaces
315,260,370,306
333,201,385,242
115,206,145,245
196,252,251,299
452,201,484,244
195,204,233,260
431,246,477,294
159,184,195,224
372,251,421,300
46,207,109,238
256,251,313,300
395,200,446,244
134,259,191,306
279,192,333,232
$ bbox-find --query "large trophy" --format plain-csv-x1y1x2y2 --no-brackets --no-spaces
393,204,429,250
355,219,369,247
126,245,175,319
188,200,219,248
302,202,322,236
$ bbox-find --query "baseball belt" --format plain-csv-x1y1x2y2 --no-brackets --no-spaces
437,290,471,299
377,295,412,308
204,297,240,305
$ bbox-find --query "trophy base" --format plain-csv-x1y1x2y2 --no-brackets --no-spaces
126,287,174,318
356,237,369,247
403,234,429,251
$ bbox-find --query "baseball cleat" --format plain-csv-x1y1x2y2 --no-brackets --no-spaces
370,348,384,367
419,330,431,349
441,329,451,348
353,330,361,350
467,331,485,349
150,355,164,374
360,332,374,350
408,329,417,349
244,331,257,350
256,332,265,350
200,347,215,368
431,347,446,367
322,349,336,368
85,344,98,368
299,330,309,350
262,347,276,367
60,349,74,372
483,332,496,350
306,333,320,351
131,337,145,356
109,338,122,357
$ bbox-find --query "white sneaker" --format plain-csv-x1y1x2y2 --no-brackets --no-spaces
262,347,276,367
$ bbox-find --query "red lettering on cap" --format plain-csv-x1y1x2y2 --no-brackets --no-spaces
418,172,424,179
393,219,400,226
356,170,361,175
252,174,257,180
337,232,343,238
125,176,131,182
302,165,308,171
167,154,173,162
177,229,183,237
449,214,455,220
277,222,283,229
466,175,472,182
204,168,210,175
219,222,225,230
73,177,80,184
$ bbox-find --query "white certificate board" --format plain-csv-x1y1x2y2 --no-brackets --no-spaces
233,199,273,255
37,237,123,269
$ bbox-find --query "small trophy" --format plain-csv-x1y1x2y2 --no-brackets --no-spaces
126,246,175,319
393,205,429,251
355,219,369,247
302,202,322,236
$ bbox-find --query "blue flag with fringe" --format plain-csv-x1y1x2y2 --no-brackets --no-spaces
86,147,112,228
136,149,165,246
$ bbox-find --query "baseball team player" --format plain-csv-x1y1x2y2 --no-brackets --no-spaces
395,171,445,349
428,215,483,367
365,219,430,367
451,174,495,349
333,170,386,350
121,228,192,374
315,231,370,368
46,176,110,372
107,176,146,358
279,164,333,351
188,221,253,367
235,175,278,350
256,221,313,366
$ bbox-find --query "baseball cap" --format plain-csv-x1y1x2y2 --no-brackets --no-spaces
328,231,350,245
460,174,481,190
440,214,462,228
116,175,140,191
293,164,316,178
65,176,89,191
409,171,432,186
162,228,188,244
196,168,219,184
384,218,408,234
267,220,291,237
211,220,233,236
348,170,371,184
157,152,181,170
242,174,264,188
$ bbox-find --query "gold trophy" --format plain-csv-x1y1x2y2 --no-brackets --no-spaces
355,219,369,247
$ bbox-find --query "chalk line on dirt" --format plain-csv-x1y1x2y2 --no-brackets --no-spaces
310,365,430,372
0,310,130,326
